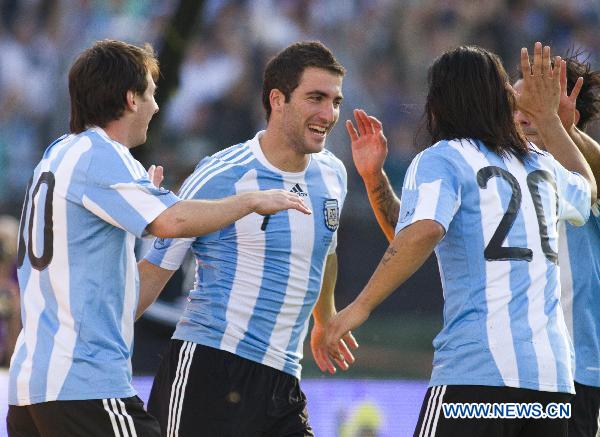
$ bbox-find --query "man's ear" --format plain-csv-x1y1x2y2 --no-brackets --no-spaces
574,109,581,127
269,89,285,115
126,90,137,112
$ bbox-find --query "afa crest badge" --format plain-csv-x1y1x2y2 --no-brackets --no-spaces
323,199,339,231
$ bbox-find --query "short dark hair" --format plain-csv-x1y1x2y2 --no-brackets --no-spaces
262,41,345,121
563,53,600,130
426,45,529,160
68,39,159,134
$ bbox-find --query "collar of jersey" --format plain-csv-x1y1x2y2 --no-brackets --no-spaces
88,126,129,152
249,130,312,179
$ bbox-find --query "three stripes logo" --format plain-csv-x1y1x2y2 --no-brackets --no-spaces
290,183,308,197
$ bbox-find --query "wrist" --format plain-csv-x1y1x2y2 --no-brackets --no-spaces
361,169,387,187
313,308,336,325
240,192,258,214
531,112,562,126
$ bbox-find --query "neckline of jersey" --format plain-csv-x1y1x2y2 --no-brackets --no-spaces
249,130,312,179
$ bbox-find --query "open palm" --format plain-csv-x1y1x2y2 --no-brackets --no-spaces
347,109,388,179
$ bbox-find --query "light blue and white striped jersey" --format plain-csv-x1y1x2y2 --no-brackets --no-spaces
146,131,347,379
396,139,591,394
9,127,179,406
559,201,600,388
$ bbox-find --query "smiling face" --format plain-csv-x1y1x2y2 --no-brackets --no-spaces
278,67,343,155
513,78,544,148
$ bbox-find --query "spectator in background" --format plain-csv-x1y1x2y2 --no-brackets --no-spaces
0,215,20,367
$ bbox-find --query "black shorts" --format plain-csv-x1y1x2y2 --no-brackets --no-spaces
569,381,600,437
413,385,572,437
7,395,159,437
147,340,313,437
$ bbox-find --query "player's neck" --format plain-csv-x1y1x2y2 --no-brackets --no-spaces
103,120,137,149
260,127,310,173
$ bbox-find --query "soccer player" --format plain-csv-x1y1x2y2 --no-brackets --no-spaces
137,41,357,436
6,39,310,437
326,43,596,437
514,55,600,437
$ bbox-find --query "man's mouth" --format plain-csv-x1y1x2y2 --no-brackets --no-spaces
308,124,328,137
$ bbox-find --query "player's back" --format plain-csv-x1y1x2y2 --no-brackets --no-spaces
398,138,590,393
9,128,177,406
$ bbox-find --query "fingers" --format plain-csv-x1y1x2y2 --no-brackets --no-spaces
532,41,543,76
560,56,568,93
289,195,311,215
368,116,383,132
313,346,337,374
343,331,359,349
569,76,584,101
354,109,368,135
552,56,562,86
346,120,359,142
147,164,164,188
154,165,164,185
541,44,551,77
358,110,375,135
338,339,355,365
520,47,531,78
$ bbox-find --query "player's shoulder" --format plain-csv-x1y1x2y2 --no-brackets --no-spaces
178,141,257,199
82,128,147,181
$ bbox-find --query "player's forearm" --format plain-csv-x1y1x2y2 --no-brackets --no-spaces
136,259,177,319
567,125,600,198
354,220,443,314
313,253,338,325
148,193,256,238
537,114,597,201
362,171,400,242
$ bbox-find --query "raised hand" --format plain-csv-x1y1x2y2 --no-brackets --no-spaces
249,189,312,216
557,60,584,130
347,109,388,180
147,164,164,188
516,42,562,122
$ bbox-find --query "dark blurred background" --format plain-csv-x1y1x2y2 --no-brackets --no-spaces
1,0,599,379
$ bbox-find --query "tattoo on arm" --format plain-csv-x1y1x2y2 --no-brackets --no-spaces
381,246,398,265
371,182,400,229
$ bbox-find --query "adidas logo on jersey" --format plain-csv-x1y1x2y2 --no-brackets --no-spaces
290,183,308,197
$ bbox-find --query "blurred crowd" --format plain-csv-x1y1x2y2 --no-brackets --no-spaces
1,0,599,218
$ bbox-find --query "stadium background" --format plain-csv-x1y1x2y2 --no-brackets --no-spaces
0,0,599,435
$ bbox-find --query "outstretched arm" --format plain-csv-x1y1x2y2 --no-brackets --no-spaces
325,219,444,363
147,189,311,238
347,109,400,241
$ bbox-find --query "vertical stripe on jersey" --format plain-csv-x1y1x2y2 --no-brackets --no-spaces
219,169,264,354
234,169,291,364
558,222,574,337
122,233,137,371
